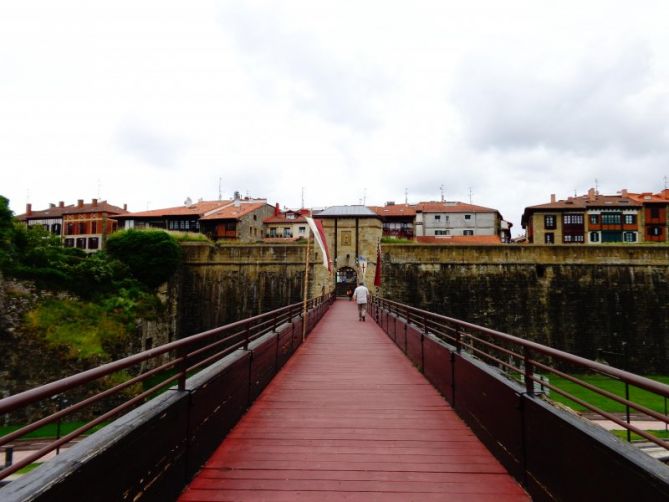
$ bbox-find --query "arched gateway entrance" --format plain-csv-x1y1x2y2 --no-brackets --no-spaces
336,266,357,297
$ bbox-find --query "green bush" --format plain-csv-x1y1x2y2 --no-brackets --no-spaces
106,229,182,288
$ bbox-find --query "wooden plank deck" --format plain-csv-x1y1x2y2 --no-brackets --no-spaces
179,299,529,501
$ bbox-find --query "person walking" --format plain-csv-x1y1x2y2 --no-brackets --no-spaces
352,282,370,321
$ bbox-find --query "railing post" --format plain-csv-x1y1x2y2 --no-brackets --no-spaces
625,382,631,442
455,328,462,353
177,351,187,391
524,346,534,396
244,321,251,351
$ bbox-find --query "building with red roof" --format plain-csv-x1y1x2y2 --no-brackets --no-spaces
115,195,275,242
370,200,511,243
263,206,310,240
521,188,650,244
17,199,128,252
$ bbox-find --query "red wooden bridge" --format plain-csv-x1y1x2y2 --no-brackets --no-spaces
179,300,528,501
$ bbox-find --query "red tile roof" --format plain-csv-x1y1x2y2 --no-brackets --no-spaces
16,204,75,220
116,200,233,219
369,204,416,217
200,202,269,220
626,192,669,204
63,201,127,216
416,235,502,245
16,201,126,220
416,201,499,213
525,194,641,210
263,214,307,224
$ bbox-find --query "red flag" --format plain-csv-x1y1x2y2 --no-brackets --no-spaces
305,216,332,272
373,243,382,287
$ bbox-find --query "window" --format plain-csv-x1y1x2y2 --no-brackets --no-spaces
602,213,621,225
464,214,472,220
287,213,295,220
66,223,74,235
590,232,600,242
269,228,277,237
78,222,86,234
64,238,75,247
283,227,291,238
563,214,583,225
463,230,474,235
651,207,660,218
544,215,556,229
623,232,637,242
51,223,61,235
434,215,441,221
574,235,584,242
299,226,306,234
91,221,98,234
435,230,450,235
650,226,662,236
76,237,86,249
87,237,99,250
623,214,636,225
544,233,554,244
564,235,572,242
253,214,257,221
589,214,599,225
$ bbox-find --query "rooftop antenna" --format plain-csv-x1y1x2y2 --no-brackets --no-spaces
664,176,668,191
301,186,305,209
97,178,101,199
404,187,408,205
363,188,367,205
440,184,445,202
468,187,473,204
218,177,222,201
594,178,599,194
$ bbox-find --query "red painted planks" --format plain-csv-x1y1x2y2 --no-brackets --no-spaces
179,299,528,501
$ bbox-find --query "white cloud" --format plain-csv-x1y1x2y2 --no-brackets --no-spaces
1,0,669,235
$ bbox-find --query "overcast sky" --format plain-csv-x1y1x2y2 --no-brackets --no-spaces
2,1,669,235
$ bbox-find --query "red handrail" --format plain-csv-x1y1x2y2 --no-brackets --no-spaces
371,296,669,452
0,292,335,480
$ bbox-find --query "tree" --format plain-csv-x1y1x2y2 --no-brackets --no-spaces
105,230,182,288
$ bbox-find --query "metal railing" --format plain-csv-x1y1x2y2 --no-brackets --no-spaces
371,296,669,452
0,292,334,481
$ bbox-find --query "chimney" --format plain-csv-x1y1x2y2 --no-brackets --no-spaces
59,201,64,208
77,199,84,208
621,188,628,197
233,191,241,207
274,203,280,217
49,203,55,209
92,198,98,207
26,203,32,216
587,188,596,201
550,194,556,203
123,203,127,211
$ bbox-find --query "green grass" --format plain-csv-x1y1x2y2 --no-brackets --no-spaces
381,237,414,244
16,463,43,474
167,231,211,242
546,374,669,414
26,298,128,358
0,421,108,440
611,429,669,441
